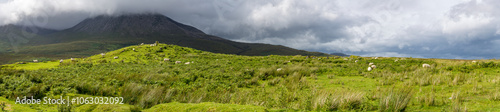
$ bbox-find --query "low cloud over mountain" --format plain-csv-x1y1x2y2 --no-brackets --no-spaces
1,0,499,59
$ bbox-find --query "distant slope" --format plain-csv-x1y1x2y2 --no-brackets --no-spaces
330,53,350,57
0,14,328,64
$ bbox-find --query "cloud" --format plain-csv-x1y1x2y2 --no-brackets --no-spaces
1,0,499,59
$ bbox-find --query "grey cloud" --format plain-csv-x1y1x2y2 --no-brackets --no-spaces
1,0,499,59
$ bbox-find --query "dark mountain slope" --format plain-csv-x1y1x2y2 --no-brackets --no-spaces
0,14,328,64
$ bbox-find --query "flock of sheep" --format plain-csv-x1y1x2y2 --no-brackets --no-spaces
363,57,433,72
25,43,478,73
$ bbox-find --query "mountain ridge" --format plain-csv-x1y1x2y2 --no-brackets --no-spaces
0,13,329,64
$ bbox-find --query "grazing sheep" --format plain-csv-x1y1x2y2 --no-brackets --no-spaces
369,63,374,66
164,58,170,61
150,44,155,47
185,62,190,65
277,68,282,71
355,60,359,63
101,53,106,57
175,61,181,64
33,60,38,63
374,57,378,59
422,64,431,68
71,58,75,61
133,48,135,51
394,59,398,62
114,56,119,59
472,61,477,63
140,43,144,45
367,67,372,71
371,65,376,69
284,60,291,64
60,59,64,63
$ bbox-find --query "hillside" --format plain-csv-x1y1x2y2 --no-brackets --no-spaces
0,14,327,64
1,43,499,111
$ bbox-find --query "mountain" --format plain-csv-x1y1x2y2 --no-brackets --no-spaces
330,53,350,57
0,14,328,64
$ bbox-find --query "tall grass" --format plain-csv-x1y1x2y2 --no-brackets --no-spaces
312,90,371,111
379,87,413,112
1,44,499,111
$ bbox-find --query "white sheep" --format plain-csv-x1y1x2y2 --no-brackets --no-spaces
367,67,372,71
133,48,136,51
394,59,398,62
369,63,374,66
101,53,106,57
355,60,359,63
71,58,75,61
150,44,155,47
472,61,477,63
59,59,64,63
164,58,170,61
422,64,431,68
185,62,190,65
33,60,38,63
371,65,376,69
140,43,144,45
114,56,119,59
277,68,282,71
175,61,181,64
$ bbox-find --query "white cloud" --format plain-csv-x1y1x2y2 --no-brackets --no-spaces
443,13,492,32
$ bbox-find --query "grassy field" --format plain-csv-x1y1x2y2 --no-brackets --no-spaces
0,43,499,111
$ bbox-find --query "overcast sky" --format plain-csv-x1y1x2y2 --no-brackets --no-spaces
1,0,499,59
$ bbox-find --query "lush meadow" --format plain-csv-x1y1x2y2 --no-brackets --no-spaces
0,43,499,111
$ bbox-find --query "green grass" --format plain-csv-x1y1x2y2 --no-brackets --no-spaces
144,102,269,112
2,61,60,70
0,43,499,111
0,97,37,112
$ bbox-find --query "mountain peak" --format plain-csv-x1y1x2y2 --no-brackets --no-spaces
68,13,205,37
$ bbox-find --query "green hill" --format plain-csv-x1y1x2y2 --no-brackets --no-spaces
0,43,499,111
0,14,327,64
